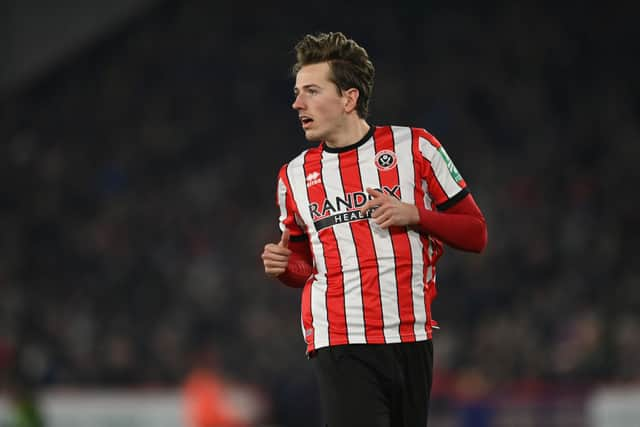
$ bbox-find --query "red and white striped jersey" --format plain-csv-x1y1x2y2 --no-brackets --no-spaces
276,125,468,353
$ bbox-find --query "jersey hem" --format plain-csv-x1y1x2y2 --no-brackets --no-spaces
306,333,432,353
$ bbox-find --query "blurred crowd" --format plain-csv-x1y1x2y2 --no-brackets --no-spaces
0,0,638,424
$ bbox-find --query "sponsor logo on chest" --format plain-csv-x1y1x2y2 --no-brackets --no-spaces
308,185,400,231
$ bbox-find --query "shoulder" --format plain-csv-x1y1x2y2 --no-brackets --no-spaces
372,124,414,147
379,125,444,160
414,127,442,149
380,125,441,148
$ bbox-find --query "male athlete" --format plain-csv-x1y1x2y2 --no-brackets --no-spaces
261,32,487,427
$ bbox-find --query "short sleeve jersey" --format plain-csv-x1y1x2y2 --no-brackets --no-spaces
276,125,467,353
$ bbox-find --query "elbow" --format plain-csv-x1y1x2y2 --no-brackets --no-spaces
475,231,488,253
474,220,488,253
467,218,488,253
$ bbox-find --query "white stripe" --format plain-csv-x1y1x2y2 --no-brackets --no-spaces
426,239,435,327
392,126,415,206
357,140,401,343
277,177,289,232
408,230,428,340
392,126,427,340
422,179,433,210
419,136,463,199
321,150,366,343
286,153,330,349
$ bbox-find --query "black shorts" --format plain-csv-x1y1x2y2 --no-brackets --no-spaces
311,340,433,427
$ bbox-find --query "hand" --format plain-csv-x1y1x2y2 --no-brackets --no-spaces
359,188,420,229
261,229,292,277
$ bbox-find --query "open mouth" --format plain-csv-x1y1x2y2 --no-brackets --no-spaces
300,116,313,128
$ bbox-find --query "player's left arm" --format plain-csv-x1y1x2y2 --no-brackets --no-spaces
359,129,487,253
359,188,487,253
412,192,487,253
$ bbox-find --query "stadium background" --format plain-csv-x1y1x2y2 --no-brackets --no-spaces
0,0,638,426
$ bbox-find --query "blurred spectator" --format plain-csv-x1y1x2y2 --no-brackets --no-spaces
182,346,247,427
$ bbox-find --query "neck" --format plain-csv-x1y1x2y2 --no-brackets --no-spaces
324,118,371,149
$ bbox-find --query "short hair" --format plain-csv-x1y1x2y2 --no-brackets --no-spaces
292,32,375,118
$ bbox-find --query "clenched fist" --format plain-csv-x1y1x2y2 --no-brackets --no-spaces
261,229,291,277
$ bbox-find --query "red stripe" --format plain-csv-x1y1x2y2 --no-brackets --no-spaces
338,149,384,343
280,162,316,349
279,164,306,236
294,154,314,350
303,148,348,346
416,129,467,204
411,129,434,339
374,126,416,342
300,281,314,349
420,154,449,207
415,130,449,339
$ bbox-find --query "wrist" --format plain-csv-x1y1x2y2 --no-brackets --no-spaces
409,205,420,225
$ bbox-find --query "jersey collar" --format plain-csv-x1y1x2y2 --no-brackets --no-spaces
322,126,375,153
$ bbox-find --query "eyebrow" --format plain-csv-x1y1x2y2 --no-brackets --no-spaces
293,84,321,94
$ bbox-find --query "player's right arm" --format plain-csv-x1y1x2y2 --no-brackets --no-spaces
262,229,313,287
261,164,313,288
262,229,292,277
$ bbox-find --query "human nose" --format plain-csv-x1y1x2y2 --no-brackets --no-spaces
292,94,304,110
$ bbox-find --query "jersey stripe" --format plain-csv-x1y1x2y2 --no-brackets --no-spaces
418,135,466,203
284,152,319,349
356,140,402,343
320,150,366,343
278,163,306,237
411,129,436,338
392,126,428,341
279,161,318,345
303,148,345,348
338,148,384,343
277,177,289,232
373,126,416,342
425,239,435,339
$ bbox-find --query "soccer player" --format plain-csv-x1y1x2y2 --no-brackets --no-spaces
261,32,487,427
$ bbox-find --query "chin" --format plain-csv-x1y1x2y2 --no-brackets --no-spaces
303,130,322,142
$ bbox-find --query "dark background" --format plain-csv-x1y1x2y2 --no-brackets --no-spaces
1,0,638,425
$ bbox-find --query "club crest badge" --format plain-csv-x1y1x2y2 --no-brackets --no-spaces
374,150,397,171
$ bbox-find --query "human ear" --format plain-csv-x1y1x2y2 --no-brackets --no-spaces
343,88,360,113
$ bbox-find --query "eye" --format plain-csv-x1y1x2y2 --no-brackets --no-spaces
308,88,318,95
